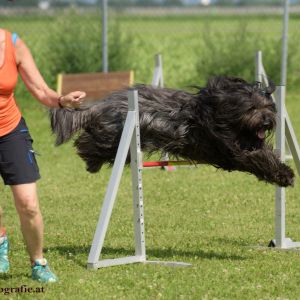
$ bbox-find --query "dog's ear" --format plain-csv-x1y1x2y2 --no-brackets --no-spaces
254,79,276,99
265,79,276,96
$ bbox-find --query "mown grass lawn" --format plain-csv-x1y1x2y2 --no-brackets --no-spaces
0,88,300,299
2,10,300,299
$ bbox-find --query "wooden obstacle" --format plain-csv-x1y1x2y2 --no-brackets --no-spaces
57,70,134,102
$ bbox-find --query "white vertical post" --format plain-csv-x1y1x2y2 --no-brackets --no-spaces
280,0,293,160
275,86,286,248
152,54,164,87
129,90,146,259
156,54,164,87
281,0,289,86
255,51,263,83
102,0,108,72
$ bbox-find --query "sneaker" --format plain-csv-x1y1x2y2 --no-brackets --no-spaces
0,236,9,273
31,259,58,283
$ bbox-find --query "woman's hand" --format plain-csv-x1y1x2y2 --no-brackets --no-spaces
59,91,86,108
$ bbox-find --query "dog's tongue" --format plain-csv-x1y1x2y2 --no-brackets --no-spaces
258,129,266,139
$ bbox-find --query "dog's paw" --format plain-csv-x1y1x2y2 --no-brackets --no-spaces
275,163,295,187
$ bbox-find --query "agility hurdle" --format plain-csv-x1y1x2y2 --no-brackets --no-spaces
87,89,191,269
255,58,300,249
253,0,300,250
87,63,300,269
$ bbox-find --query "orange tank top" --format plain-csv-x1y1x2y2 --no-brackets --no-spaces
0,30,21,137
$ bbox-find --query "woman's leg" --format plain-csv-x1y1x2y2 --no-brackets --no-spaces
10,183,44,262
11,182,57,282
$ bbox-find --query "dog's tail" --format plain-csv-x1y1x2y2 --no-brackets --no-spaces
49,107,92,145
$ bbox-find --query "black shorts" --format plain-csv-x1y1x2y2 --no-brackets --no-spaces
0,117,41,185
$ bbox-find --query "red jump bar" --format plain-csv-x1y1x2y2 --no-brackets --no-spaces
143,161,192,168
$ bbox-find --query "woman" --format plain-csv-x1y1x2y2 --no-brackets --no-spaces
0,28,86,283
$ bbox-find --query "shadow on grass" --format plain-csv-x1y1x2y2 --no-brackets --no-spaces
0,273,13,281
211,237,251,247
0,272,31,281
45,244,247,268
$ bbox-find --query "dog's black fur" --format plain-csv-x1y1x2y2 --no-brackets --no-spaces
49,76,294,187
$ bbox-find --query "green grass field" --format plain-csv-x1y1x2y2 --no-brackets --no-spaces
2,12,300,300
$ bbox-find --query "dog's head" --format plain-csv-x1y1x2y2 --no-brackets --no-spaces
197,76,276,151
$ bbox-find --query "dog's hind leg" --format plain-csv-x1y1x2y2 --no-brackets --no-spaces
74,130,122,173
74,132,105,173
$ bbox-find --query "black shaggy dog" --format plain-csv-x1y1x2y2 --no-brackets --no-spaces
50,76,294,187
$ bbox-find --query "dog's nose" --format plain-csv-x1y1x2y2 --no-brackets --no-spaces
262,117,273,129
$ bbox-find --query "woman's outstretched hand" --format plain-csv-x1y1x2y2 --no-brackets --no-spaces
59,91,86,108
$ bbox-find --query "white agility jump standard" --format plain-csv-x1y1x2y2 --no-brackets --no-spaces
87,89,191,269
256,50,300,249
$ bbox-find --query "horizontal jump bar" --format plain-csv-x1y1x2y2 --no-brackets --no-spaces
143,161,197,167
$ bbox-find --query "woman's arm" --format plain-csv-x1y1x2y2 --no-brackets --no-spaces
15,38,86,108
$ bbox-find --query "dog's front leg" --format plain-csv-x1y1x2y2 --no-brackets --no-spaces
232,147,295,187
